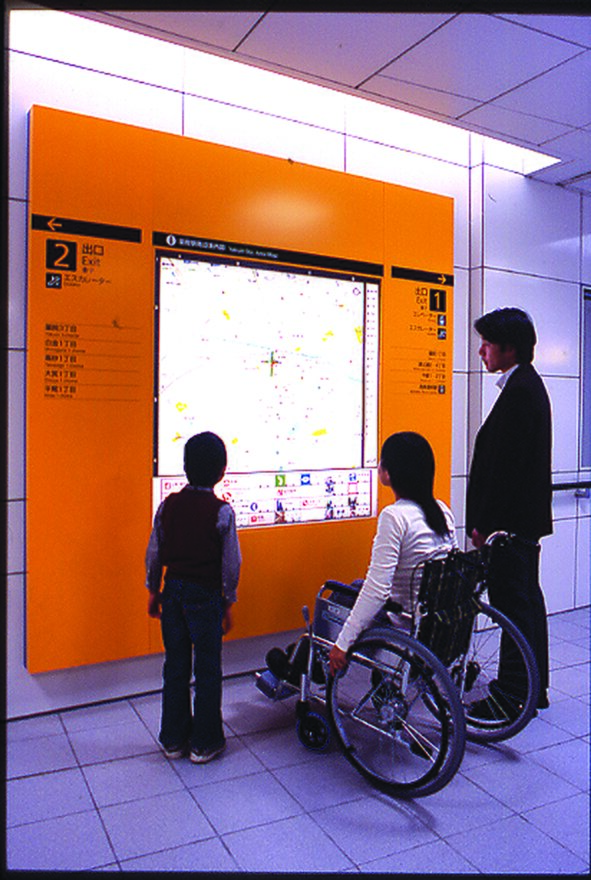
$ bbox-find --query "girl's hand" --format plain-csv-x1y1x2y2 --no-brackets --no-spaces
328,644,348,677
147,592,161,619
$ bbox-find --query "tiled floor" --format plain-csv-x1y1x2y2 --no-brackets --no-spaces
7,607,590,873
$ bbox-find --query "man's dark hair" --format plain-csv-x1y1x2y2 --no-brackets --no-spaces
184,431,227,487
474,307,537,364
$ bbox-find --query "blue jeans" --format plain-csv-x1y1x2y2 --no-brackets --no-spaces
159,578,225,751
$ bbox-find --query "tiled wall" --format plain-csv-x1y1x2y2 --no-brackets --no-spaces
6,10,590,716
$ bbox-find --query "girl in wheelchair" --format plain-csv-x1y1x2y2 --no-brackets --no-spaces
328,431,458,675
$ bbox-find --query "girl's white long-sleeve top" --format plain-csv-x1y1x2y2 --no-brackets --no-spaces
334,498,458,652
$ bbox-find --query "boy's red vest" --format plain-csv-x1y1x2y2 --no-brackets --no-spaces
160,486,225,591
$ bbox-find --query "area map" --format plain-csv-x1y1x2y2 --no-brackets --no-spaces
155,254,378,527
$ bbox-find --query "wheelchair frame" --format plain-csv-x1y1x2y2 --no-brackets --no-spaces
255,532,539,796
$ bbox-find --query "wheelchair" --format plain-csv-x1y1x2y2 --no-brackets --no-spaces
256,585,467,798
255,531,539,796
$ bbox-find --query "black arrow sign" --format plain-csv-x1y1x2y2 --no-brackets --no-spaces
32,214,142,243
391,266,454,286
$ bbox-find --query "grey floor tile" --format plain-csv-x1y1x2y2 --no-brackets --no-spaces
60,699,139,733
358,838,479,873
274,751,371,810
502,714,573,754
99,789,215,861
523,791,590,862
129,693,162,738
222,685,295,735
550,639,591,668
413,772,512,837
7,810,115,871
446,813,589,874
67,716,159,764
7,767,95,826
312,795,437,865
550,663,591,698
190,770,303,834
464,751,580,811
223,812,355,873
241,723,333,770
527,737,590,790
121,836,239,872
7,713,64,741
543,696,591,737
175,736,265,788
7,732,78,778
82,751,185,806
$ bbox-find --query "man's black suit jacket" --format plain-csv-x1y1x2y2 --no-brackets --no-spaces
466,363,553,542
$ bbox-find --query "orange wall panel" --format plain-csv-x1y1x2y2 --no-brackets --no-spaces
26,105,453,672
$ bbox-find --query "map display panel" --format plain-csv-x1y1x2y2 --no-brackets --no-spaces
154,253,379,527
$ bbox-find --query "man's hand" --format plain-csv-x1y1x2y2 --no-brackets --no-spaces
222,604,233,635
471,529,487,549
147,592,161,619
328,644,348,677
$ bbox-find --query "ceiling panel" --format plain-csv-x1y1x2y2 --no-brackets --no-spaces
66,9,591,192
374,14,582,103
236,12,454,87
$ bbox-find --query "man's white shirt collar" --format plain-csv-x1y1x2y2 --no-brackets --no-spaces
496,363,519,391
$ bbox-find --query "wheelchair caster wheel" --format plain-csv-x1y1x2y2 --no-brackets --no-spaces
296,711,330,751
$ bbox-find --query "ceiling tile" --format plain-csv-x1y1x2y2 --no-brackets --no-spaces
458,103,574,147
360,75,478,119
495,51,591,128
540,126,591,161
236,12,453,86
86,11,264,51
378,13,583,102
496,14,591,49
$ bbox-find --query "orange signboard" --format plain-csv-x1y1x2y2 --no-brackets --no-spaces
26,105,453,672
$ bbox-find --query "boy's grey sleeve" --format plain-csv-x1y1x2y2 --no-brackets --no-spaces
145,502,165,593
218,504,241,604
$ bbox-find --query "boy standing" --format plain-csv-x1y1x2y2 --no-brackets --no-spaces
146,432,241,763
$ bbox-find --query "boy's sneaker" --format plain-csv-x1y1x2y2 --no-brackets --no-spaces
162,743,186,759
189,742,226,764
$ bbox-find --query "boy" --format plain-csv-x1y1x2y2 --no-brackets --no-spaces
146,432,241,763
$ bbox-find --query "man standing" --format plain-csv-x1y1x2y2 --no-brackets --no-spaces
466,307,552,712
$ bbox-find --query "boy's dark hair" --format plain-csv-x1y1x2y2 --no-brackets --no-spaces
474,307,537,364
184,432,227,487
381,432,449,538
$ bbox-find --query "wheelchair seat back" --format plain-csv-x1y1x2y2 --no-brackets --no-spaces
415,547,488,667
313,582,357,642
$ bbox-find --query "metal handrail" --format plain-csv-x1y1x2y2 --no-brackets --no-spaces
552,481,591,492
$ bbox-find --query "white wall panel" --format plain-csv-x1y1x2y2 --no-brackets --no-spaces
541,520,577,613
344,137,469,268
545,377,580,474
344,94,470,166
482,166,580,282
483,269,580,377
184,48,346,132
8,199,27,351
453,267,469,374
183,94,346,172
452,372,468,479
450,476,467,546
7,349,25,501
9,9,185,91
575,512,590,607
8,52,184,201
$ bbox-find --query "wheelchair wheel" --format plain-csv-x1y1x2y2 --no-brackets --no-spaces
327,627,466,798
296,710,331,751
455,601,540,743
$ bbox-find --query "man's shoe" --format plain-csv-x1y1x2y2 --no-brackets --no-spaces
189,742,226,764
466,694,520,723
537,693,550,709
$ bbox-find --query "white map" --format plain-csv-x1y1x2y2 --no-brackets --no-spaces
155,254,379,527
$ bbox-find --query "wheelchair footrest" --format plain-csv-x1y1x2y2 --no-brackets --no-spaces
255,669,297,701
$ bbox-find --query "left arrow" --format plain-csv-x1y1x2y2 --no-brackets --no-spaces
47,218,62,231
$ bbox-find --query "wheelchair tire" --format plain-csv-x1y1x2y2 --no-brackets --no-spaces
457,601,540,743
296,711,331,751
327,627,466,798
